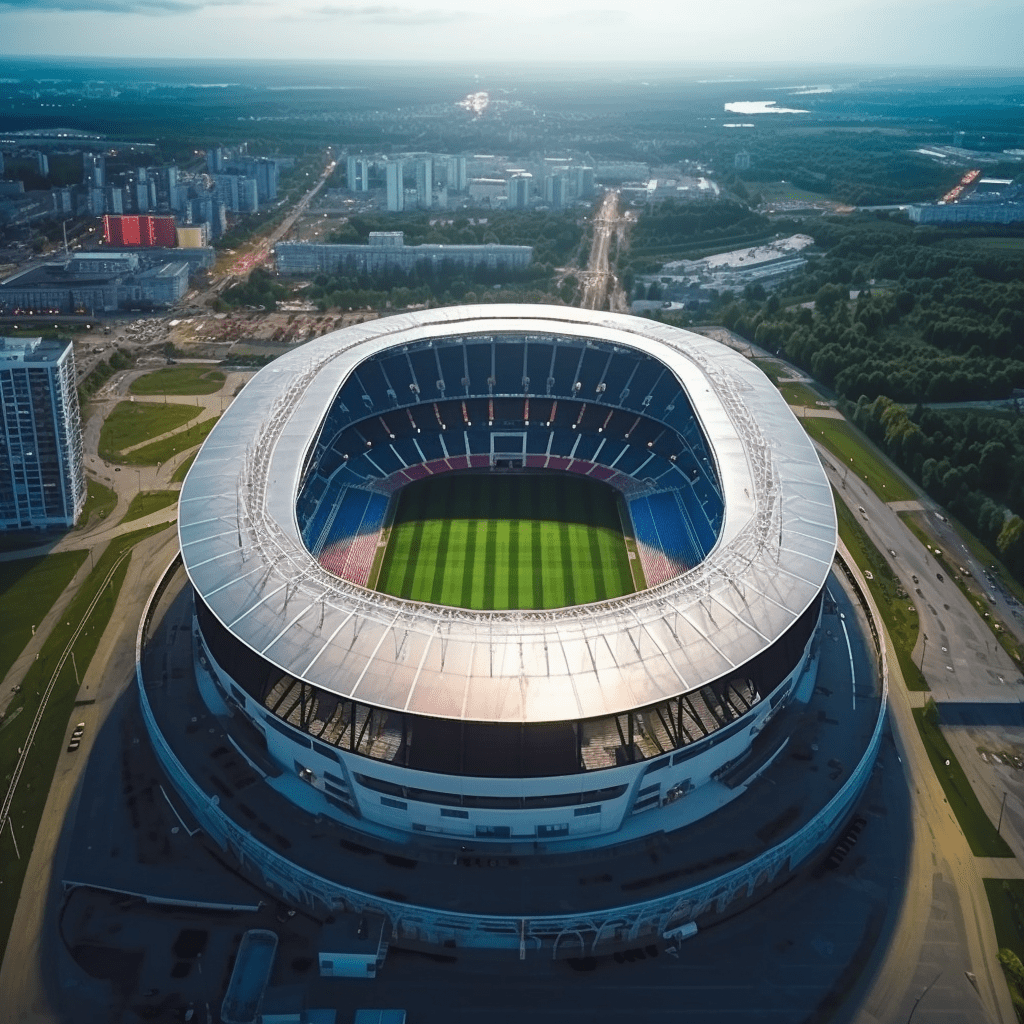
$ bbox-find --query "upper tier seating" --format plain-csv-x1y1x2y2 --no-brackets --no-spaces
296,335,727,587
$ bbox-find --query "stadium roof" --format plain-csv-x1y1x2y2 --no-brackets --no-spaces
179,305,835,725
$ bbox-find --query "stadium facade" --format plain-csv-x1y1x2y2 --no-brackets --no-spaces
139,305,885,955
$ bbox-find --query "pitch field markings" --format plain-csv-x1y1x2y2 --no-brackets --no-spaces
375,473,635,610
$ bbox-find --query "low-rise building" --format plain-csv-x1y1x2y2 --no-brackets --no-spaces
275,232,532,276
0,251,195,314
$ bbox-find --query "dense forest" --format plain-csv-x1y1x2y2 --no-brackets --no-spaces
701,213,1024,574
621,200,791,272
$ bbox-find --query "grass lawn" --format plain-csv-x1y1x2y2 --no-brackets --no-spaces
0,523,170,963
118,416,219,466
983,879,1024,1018
376,474,634,610
779,382,825,408
98,401,200,462
914,700,1012,857
0,549,88,683
752,358,787,384
129,366,226,396
834,489,927,690
121,490,179,524
77,478,117,529
807,418,916,502
170,451,198,484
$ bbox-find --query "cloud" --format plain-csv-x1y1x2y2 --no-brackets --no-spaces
0,0,205,11
0,0,468,18
304,4,469,24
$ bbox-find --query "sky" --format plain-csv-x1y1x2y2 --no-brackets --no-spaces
0,0,1022,68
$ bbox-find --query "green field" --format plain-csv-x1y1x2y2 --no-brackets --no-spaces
806,417,917,502
98,400,201,462
118,415,220,466
129,366,226,396
375,474,634,610
834,489,927,691
0,549,88,684
0,523,171,963
170,451,198,483
122,489,179,524
78,478,117,528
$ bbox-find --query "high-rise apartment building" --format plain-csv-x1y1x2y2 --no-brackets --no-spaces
447,155,467,192
415,158,433,209
207,147,224,173
83,153,105,189
0,337,85,530
386,160,404,212
237,176,259,214
545,173,568,210
507,173,532,209
346,156,369,192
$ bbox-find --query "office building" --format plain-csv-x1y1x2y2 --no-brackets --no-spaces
0,336,85,530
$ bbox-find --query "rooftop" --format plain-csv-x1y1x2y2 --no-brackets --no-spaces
0,334,70,365
178,306,835,725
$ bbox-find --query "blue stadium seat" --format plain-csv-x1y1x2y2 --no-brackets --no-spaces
525,340,553,394
577,346,610,395
378,352,417,403
571,434,600,461
464,341,491,391
407,348,440,397
363,445,403,476
415,432,447,462
493,342,523,393
551,343,583,396
436,344,466,395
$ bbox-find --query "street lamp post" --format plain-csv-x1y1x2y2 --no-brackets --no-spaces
919,632,928,674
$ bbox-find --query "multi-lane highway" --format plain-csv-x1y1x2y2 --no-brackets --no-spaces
580,191,624,311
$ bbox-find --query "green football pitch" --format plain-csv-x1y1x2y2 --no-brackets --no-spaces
374,473,637,610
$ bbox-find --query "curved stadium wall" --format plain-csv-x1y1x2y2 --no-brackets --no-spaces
177,305,837,847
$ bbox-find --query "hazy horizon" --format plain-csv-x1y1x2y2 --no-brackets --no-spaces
1,0,1022,69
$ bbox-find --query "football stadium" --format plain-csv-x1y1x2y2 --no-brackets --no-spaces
137,305,886,957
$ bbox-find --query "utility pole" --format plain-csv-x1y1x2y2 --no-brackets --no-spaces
998,790,1008,835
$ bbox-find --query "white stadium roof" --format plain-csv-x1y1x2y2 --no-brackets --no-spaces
179,305,836,724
